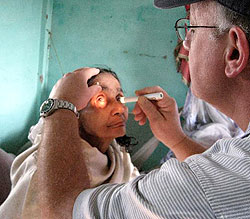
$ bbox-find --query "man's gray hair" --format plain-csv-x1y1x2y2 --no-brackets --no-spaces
215,1,250,43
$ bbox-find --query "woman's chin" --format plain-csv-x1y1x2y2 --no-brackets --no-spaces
113,129,126,138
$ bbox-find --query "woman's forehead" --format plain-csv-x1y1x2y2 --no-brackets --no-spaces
94,73,123,93
101,86,123,94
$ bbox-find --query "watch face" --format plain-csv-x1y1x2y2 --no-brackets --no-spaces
40,99,54,114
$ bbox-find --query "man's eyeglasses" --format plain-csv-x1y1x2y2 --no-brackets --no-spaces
175,18,218,41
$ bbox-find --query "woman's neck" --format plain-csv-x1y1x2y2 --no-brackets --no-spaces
79,130,112,153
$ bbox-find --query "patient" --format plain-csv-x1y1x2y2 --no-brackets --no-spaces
0,68,139,218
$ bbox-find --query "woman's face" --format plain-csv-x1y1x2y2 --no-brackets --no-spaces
79,73,128,142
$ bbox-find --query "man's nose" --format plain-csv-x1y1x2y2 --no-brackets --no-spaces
183,30,191,50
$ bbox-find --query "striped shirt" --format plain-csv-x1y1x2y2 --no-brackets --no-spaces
73,123,250,219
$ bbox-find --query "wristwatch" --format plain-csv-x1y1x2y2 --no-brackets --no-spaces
40,98,79,118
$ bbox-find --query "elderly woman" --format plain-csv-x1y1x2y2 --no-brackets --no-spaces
0,68,139,218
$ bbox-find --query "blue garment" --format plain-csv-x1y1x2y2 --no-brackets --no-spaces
73,123,250,219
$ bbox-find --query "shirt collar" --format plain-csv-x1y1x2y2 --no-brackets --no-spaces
241,122,250,139
246,122,250,134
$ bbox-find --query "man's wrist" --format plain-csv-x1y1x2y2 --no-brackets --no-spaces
171,136,187,150
40,99,79,118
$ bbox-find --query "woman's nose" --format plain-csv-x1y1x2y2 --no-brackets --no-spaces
111,101,127,116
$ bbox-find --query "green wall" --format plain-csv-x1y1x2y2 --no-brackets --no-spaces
0,0,187,167
0,0,52,154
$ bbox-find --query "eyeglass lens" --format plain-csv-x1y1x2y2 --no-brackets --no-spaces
177,19,190,41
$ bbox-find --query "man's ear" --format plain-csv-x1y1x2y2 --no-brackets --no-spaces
225,26,249,78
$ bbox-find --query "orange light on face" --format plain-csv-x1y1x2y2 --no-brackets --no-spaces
93,95,107,109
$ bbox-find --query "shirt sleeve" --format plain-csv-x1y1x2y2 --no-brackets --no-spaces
73,158,215,219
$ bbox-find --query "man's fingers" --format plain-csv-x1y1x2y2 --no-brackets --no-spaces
82,85,102,107
138,117,147,126
137,96,163,124
132,103,148,125
135,86,172,100
136,87,176,113
62,72,72,78
135,86,163,96
74,67,100,82
134,111,146,122
88,84,102,96
132,102,142,114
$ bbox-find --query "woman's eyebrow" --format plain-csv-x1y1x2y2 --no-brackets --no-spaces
101,86,108,90
118,88,124,93
101,86,123,93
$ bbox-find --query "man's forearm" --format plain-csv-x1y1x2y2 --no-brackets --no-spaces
37,110,90,218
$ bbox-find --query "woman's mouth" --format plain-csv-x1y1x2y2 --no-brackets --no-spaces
107,121,126,128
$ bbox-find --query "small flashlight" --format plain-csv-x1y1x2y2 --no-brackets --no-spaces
119,92,163,104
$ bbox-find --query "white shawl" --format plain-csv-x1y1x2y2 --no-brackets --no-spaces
0,118,139,219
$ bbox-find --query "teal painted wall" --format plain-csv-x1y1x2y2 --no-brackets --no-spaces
0,0,52,154
0,0,187,168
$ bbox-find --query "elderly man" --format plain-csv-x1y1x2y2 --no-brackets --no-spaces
35,0,250,218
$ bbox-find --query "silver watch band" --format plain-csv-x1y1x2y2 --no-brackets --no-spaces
55,99,79,118
40,98,79,118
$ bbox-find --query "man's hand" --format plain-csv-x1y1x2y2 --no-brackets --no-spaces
133,86,186,149
49,67,102,111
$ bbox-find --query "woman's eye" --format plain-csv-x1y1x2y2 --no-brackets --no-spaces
97,96,105,102
116,95,123,101
95,95,107,108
